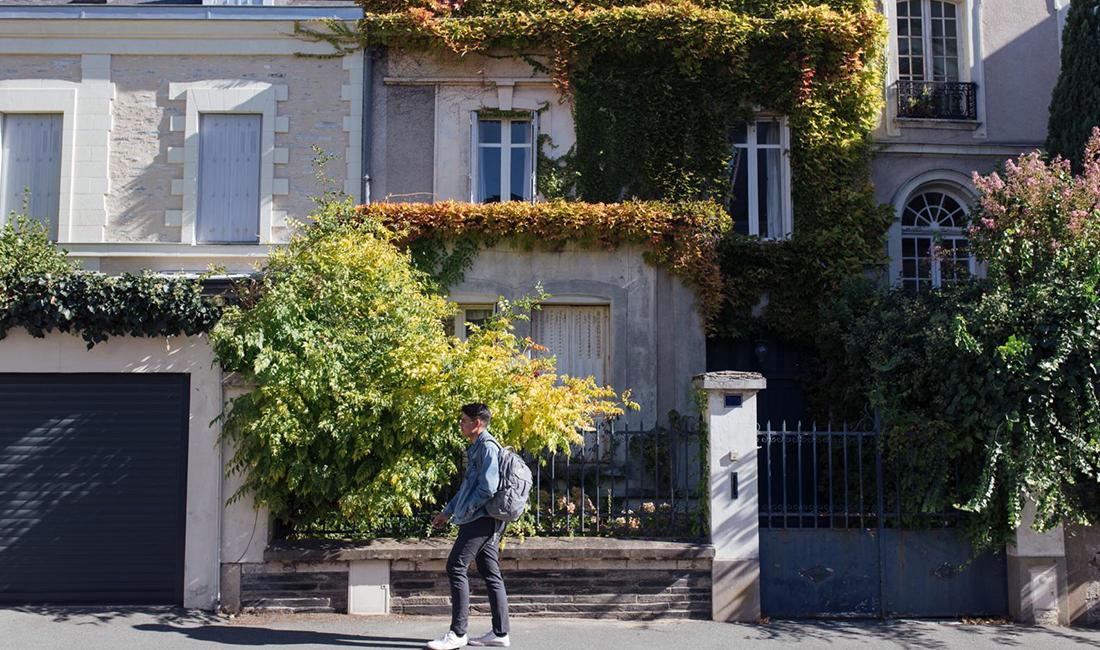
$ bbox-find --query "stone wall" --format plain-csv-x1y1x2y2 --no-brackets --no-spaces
390,562,711,620
0,54,80,83
231,537,713,620
109,55,347,243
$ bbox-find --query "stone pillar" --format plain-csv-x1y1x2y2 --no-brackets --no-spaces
693,371,766,623
1007,501,1070,625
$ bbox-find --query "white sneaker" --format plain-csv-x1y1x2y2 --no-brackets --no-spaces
468,631,511,647
426,630,468,650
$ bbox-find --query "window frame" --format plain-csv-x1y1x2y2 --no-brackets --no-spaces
896,0,963,83
728,116,793,240
898,186,976,291
448,304,496,341
195,112,263,244
470,111,537,204
0,112,65,240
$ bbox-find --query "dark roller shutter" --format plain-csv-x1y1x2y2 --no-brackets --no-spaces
0,373,189,605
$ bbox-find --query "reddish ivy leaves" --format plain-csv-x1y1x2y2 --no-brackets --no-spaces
355,199,730,328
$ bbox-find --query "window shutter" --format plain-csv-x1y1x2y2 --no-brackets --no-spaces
0,114,62,240
197,114,261,243
532,305,610,387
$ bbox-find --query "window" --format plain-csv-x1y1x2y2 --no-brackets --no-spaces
446,305,495,341
531,305,610,387
899,189,973,292
897,1,961,82
727,117,792,239
197,114,261,243
474,117,534,203
0,114,63,240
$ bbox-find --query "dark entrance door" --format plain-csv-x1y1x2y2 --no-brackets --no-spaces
757,419,1008,618
0,373,189,605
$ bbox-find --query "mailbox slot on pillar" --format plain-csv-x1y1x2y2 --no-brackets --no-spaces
724,394,742,408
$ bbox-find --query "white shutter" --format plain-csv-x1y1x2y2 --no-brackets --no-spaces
197,114,261,243
532,305,610,387
1,114,62,240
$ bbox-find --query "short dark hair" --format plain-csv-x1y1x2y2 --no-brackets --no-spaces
461,403,492,425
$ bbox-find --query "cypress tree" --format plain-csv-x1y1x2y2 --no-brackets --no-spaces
1047,0,1100,170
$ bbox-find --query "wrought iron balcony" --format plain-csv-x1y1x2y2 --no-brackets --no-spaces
895,81,978,121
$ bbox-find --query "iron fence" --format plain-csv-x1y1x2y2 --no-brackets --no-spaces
288,416,706,541
758,417,967,530
895,80,978,121
527,416,705,539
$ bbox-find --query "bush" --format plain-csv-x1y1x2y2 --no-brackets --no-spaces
211,197,634,531
825,135,1100,550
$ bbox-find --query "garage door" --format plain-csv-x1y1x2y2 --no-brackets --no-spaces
0,373,189,605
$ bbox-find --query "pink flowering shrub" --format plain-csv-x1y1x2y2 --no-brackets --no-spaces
969,128,1100,282
823,133,1100,551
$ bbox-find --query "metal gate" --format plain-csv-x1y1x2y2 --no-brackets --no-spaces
757,419,1008,618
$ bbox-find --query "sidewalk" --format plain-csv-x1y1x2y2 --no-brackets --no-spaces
3,608,1100,649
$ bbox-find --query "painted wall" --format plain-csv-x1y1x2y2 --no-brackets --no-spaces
107,54,348,244
449,243,707,425
876,0,1061,147
0,15,361,273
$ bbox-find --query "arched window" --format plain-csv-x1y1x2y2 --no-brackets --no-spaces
899,188,973,292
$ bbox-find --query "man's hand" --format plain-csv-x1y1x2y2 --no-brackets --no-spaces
432,512,450,529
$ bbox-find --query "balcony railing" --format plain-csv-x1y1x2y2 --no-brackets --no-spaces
895,81,978,121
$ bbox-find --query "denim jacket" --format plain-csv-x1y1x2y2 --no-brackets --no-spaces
442,430,501,526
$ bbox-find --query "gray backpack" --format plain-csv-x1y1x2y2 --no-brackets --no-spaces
485,440,533,522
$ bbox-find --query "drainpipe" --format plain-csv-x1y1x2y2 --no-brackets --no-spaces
361,46,377,204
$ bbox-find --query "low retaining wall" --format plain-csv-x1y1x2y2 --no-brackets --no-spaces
226,537,713,620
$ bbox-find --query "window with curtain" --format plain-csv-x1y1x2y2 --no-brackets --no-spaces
197,113,261,243
0,113,63,240
897,0,961,82
475,117,534,203
530,305,610,387
899,188,973,292
727,117,791,239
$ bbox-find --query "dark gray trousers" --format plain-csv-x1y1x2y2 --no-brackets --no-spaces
447,516,509,637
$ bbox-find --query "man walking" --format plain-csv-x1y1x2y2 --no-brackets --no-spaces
426,403,511,649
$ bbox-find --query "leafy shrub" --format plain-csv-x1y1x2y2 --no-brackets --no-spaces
212,198,634,531
824,134,1100,549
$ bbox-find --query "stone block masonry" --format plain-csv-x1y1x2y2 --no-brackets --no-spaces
231,537,713,620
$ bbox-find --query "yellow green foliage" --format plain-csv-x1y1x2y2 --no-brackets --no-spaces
211,198,633,529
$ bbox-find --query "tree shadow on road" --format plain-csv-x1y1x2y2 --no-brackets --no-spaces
7,606,218,625
133,623,428,648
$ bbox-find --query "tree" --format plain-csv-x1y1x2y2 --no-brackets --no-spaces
1047,0,1100,170
211,197,632,533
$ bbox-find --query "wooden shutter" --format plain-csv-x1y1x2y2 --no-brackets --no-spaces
197,114,261,243
0,114,62,240
532,305,610,386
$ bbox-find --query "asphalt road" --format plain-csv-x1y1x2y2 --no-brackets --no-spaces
2,608,1100,649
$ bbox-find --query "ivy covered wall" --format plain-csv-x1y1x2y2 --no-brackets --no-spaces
300,0,892,405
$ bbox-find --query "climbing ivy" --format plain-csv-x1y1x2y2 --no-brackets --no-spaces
357,199,730,323
298,0,891,348
0,215,221,349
